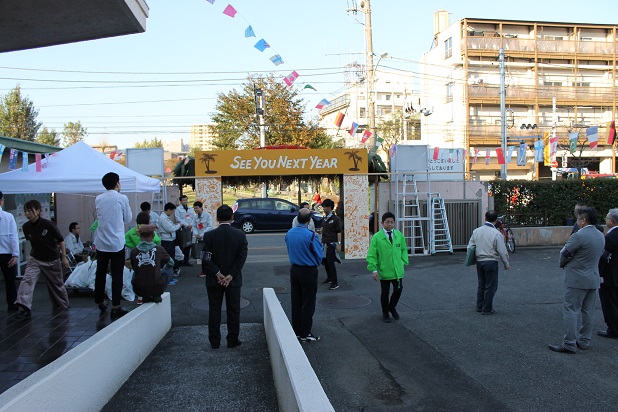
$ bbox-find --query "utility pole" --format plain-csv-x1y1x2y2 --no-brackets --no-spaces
361,0,377,153
254,85,267,197
499,48,507,180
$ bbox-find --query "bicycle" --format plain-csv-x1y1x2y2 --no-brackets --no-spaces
496,215,516,253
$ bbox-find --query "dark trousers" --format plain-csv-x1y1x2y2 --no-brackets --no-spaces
323,243,338,286
476,260,499,313
182,245,192,264
290,265,318,337
207,285,241,346
0,254,18,309
161,240,180,271
94,249,125,306
599,285,618,336
380,279,403,315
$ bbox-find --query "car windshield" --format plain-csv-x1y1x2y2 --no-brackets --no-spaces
274,201,292,211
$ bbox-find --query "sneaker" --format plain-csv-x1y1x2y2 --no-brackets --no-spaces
110,307,128,321
329,284,340,290
299,333,320,343
173,268,181,277
169,279,178,285
382,313,391,323
136,297,143,305
321,279,332,285
197,272,206,278
15,308,31,320
389,308,400,320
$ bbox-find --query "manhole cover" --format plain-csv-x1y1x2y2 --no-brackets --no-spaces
256,286,288,293
317,295,372,309
191,297,250,311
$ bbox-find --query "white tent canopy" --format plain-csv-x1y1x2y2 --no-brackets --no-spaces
0,141,160,194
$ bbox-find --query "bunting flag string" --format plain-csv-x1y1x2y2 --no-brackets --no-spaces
222,4,237,17
254,39,270,52
304,84,317,92
269,54,283,66
361,130,373,144
315,98,330,110
283,71,299,87
586,126,599,149
244,25,255,38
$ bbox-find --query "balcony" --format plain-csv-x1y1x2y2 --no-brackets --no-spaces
466,37,616,57
468,124,613,147
468,84,616,105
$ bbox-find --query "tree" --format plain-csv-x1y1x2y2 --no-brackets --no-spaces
211,74,336,150
62,121,87,147
36,127,61,147
134,138,163,148
0,85,42,141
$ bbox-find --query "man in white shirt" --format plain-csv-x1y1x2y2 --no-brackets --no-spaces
140,201,159,229
292,202,315,232
0,191,19,311
192,201,213,277
159,202,184,279
94,172,132,320
174,195,194,266
64,222,84,260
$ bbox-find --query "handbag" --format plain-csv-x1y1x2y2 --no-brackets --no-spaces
465,245,477,266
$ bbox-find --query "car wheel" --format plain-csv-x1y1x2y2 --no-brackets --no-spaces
241,220,255,233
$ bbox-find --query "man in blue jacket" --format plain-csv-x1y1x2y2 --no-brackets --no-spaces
285,208,323,342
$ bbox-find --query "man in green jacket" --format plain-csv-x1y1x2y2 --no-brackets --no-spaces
366,212,409,323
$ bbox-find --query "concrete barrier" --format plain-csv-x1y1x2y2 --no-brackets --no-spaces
0,293,172,412
510,226,573,247
263,288,334,412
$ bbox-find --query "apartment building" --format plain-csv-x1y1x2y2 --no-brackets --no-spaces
318,65,418,148
421,11,617,180
190,123,218,151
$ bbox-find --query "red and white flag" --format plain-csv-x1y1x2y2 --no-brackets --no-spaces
283,71,299,87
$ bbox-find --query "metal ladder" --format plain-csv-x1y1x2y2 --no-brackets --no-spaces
430,195,453,254
151,184,167,217
395,174,429,255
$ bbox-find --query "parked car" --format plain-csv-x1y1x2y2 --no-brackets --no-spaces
231,198,323,233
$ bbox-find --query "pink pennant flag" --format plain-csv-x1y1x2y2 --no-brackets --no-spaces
473,149,479,165
35,154,42,172
222,4,237,17
433,147,440,160
485,149,491,165
361,130,373,143
496,148,505,165
283,71,299,87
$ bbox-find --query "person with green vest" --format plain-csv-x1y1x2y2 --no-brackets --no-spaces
366,212,409,323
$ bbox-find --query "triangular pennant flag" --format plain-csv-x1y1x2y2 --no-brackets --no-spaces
506,146,515,164
361,130,373,143
244,25,255,38
607,121,615,145
586,126,599,149
568,132,579,154
496,148,505,165
8,149,18,170
222,4,237,17
485,149,491,165
517,144,527,166
315,98,330,109
269,54,283,66
283,71,299,87
254,39,270,52
21,151,28,172
334,112,345,127
304,84,317,92
35,153,42,172
433,147,440,160
349,122,359,136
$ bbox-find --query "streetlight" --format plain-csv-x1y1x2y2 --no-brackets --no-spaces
367,52,388,154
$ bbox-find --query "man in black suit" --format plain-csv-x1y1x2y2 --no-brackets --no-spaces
202,205,248,349
598,208,618,339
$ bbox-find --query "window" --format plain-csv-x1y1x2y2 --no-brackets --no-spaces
444,37,453,59
446,82,454,103
385,94,391,101
359,107,366,117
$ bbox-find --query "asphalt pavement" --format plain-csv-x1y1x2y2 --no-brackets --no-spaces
100,232,618,412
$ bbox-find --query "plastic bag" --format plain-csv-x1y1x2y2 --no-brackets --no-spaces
175,246,185,261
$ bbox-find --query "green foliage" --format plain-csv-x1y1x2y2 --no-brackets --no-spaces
36,127,61,147
489,179,618,226
0,85,42,141
62,121,88,147
211,74,336,150
134,138,163,148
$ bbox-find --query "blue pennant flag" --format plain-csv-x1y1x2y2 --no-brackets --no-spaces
254,39,270,52
21,151,28,172
244,25,255,38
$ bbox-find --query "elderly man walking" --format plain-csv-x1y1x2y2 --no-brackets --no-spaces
598,208,618,339
549,206,605,354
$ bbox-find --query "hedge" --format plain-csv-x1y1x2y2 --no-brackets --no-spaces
489,179,618,226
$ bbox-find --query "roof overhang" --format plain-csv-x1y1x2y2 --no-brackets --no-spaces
0,0,149,53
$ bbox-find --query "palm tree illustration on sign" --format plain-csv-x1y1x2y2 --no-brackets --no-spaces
200,153,218,174
345,149,363,171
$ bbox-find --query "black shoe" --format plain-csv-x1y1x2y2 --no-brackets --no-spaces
98,302,108,317
211,342,220,349
548,344,576,354
390,308,400,320
382,313,391,323
597,330,618,338
15,308,31,320
299,333,320,342
322,279,331,285
152,295,163,303
482,309,496,315
110,307,128,321
329,284,340,290
228,340,242,348
576,342,589,350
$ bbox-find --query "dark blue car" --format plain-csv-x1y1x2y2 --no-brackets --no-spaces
231,198,323,233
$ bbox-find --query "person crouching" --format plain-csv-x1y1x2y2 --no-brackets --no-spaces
130,225,173,304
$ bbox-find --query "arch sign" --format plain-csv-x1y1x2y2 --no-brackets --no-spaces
194,149,367,177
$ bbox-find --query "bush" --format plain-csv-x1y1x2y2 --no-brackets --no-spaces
489,179,618,226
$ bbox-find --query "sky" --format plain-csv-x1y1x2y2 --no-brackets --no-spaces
0,0,616,149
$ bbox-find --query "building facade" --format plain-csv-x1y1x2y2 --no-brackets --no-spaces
190,123,218,151
421,11,617,180
318,65,419,149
